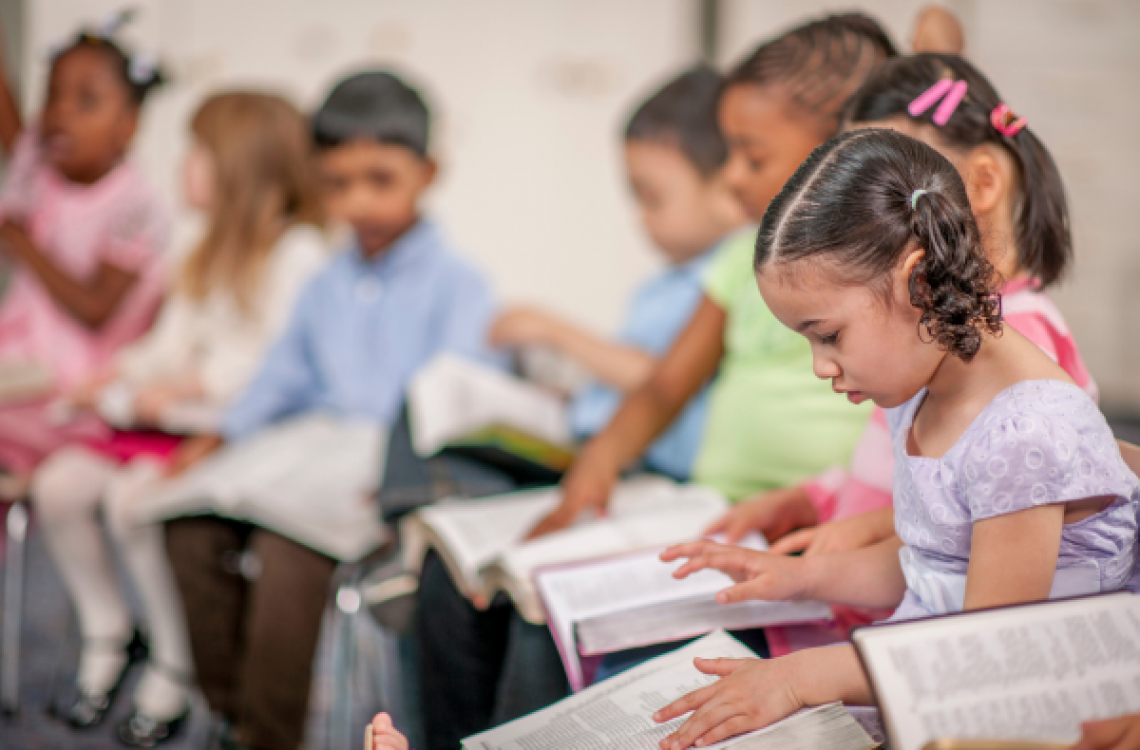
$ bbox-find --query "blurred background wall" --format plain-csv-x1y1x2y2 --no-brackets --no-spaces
7,0,1140,413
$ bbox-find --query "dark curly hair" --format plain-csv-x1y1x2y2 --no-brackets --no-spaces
725,12,897,137
754,128,1001,361
52,32,166,106
843,54,1071,287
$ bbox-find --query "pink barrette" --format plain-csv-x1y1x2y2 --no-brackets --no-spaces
908,78,968,126
991,103,1027,137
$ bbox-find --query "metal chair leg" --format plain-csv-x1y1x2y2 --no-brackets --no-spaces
2,501,28,715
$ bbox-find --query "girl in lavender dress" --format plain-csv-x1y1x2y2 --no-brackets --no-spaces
650,127,1139,749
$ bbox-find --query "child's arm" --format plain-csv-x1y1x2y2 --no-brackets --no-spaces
964,503,1064,610
528,296,727,538
653,644,872,750
0,221,136,328
1118,440,1140,478
492,306,655,391
660,536,908,610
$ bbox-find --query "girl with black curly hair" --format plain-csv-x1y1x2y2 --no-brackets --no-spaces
651,128,1140,749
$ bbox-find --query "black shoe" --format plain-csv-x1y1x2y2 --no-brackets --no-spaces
53,628,149,729
116,707,188,748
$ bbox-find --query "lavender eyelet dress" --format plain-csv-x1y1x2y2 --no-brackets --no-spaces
886,380,1140,622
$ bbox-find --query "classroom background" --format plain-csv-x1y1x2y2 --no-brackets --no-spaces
1,1,1140,749
6,0,1139,412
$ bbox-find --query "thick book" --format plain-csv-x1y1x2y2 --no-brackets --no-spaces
853,591,1140,750
536,536,833,690
407,354,576,479
399,476,730,624
462,629,876,750
130,413,387,561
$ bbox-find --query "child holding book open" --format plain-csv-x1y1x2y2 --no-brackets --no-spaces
654,128,1139,749
706,53,1103,655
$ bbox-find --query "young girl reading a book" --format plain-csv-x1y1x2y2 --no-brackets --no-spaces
654,128,1140,749
706,53,1102,655
0,13,169,489
31,92,326,746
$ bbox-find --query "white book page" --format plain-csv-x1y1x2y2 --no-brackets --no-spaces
416,487,562,584
462,630,753,750
499,481,726,583
537,533,766,689
408,354,571,456
856,593,1140,750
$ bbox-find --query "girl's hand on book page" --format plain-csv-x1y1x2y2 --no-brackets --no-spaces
364,713,409,750
660,541,809,603
703,486,817,544
527,443,617,539
1072,715,1140,750
164,434,224,478
653,656,802,749
770,508,895,557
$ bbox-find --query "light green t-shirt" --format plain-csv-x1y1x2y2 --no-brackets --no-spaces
691,230,871,501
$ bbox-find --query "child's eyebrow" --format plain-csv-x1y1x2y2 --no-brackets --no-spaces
796,319,824,333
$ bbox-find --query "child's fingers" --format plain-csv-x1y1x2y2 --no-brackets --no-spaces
372,713,393,731
653,681,719,724
1071,717,1138,750
661,540,720,563
770,528,815,555
665,697,742,750
702,513,730,536
693,657,745,677
693,714,757,748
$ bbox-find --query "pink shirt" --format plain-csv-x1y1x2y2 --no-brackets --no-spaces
0,129,170,389
767,279,1098,655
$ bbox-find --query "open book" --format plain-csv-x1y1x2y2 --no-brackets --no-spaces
130,413,387,561
462,630,876,750
536,535,833,690
407,354,576,480
400,476,730,624
853,591,1140,750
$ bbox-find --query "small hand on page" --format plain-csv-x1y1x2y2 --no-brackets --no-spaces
702,486,817,545
652,656,803,749
660,540,810,604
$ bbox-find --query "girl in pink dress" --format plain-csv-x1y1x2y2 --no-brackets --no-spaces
704,53,1103,656
0,15,169,485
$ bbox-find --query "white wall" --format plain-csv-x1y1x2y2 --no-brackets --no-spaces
23,0,698,335
20,1,1140,411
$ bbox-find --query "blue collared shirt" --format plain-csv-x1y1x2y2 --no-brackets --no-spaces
568,245,720,480
222,220,499,441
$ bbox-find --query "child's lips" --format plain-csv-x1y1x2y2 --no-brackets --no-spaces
833,384,867,404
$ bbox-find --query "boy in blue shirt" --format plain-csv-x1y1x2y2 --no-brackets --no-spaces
420,66,747,749
165,71,498,750
491,66,744,480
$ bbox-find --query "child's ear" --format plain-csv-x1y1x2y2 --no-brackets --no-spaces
419,157,439,189
961,144,1009,219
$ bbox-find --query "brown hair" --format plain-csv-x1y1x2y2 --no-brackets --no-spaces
179,92,324,311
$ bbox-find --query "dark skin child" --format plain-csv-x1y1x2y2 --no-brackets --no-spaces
0,45,141,328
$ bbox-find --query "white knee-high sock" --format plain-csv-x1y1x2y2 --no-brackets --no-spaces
32,448,132,697
105,460,193,720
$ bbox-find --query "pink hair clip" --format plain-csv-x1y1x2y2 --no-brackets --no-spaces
908,78,968,126
991,103,1027,137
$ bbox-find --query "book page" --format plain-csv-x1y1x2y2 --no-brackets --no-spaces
463,630,872,750
537,533,768,688
855,593,1140,750
408,354,571,456
499,482,725,584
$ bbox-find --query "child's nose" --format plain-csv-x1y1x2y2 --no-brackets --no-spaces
813,356,841,380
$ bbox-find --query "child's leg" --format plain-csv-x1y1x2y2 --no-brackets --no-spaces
104,459,194,720
31,447,129,696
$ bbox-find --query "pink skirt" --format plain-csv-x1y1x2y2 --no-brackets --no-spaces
0,398,109,476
